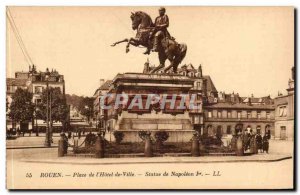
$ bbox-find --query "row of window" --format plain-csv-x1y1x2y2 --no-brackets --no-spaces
207,110,271,119
182,71,201,78
7,86,26,93
34,86,63,94
7,85,63,95
206,124,271,135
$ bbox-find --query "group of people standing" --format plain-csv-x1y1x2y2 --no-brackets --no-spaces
242,129,270,153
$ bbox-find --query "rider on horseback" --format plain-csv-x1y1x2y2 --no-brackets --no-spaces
144,7,172,55
111,9,187,74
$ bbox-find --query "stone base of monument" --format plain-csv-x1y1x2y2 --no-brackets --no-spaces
118,130,194,143
114,110,194,143
67,137,240,158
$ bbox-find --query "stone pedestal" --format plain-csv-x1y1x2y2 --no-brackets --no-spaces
106,73,199,143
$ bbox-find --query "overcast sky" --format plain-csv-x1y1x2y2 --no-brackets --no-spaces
6,6,294,97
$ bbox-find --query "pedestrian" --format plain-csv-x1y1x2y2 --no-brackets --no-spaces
85,131,93,147
262,133,269,153
62,133,68,154
243,129,249,151
256,132,263,153
249,129,256,153
230,134,237,150
78,130,81,139
35,127,39,136
68,131,72,139
16,127,20,137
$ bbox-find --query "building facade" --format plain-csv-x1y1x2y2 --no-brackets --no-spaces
93,79,112,131
94,62,223,142
93,62,294,143
274,67,294,140
203,94,275,143
6,65,65,130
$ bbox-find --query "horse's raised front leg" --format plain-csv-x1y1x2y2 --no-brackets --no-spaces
126,38,139,53
111,39,129,47
111,37,140,53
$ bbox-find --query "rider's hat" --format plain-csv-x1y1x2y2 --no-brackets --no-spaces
159,7,166,12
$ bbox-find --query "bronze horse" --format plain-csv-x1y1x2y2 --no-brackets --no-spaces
111,11,187,73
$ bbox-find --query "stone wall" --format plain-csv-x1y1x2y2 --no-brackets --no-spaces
113,110,195,142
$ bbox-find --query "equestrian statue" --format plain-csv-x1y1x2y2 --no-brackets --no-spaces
111,7,187,74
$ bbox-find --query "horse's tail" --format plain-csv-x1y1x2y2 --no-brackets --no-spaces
170,43,187,73
177,43,187,64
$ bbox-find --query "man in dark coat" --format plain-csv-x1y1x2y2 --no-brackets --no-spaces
67,131,72,139
62,133,68,154
262,133,269,153
78,130,81,139
256,132,263,153
144,7,171,54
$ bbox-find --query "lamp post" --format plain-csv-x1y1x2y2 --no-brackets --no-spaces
35,100,39,136
95,112,98,130
44,71,51,147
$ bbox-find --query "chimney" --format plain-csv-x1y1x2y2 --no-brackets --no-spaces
248,96,252,105
236,93,240,103
230,92,235,103
198,64,202,77
99,79,105,87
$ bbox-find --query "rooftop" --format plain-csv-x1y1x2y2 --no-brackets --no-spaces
93,80,112,96
100,80,112,90
204,102,275,110
203,75,218,93
6,78,28,86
